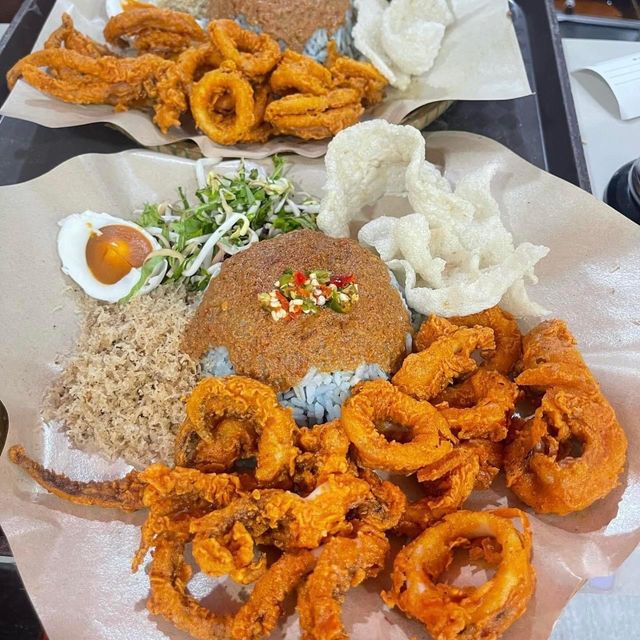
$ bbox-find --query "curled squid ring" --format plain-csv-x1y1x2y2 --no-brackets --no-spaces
418,307,522,376
190,63,257,145
184,375,298,486
383,508,535,640
264,88,364,140
238,81,275,143
504,320,627,514
436,369,519,442
340,379,456,474
270,50,333,96
208,19,281,78
393,323,495,401
327,46,388,106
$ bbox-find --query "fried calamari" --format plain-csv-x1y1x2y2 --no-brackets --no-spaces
341,379,456,474
393,323,495,401
384,509,535,640
7,9,387,145
504,320,628,514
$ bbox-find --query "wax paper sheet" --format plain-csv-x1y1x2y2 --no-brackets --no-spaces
0,132,639,640
0,0,531,159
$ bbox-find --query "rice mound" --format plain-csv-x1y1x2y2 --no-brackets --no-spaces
43,286,199,467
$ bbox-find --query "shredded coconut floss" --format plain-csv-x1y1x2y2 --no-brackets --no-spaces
43,286,199,466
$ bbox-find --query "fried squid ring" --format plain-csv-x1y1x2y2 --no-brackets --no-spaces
238,81,274,143
270,50,333,96
185,375,297,486
8,445,145,511
384,509,535,640
189,474,371,550
436,369,519,441
341,379,456,474
297,525,389,640
293,420,352,494
208,19,281,79
396,447,481,537
504,320,627,514
392,324,495,401
148,538,314,640
416,307,522,375
103,7,206,53
265,88,364,140
190,64,258,145
327,50,388,106
175,417,257,473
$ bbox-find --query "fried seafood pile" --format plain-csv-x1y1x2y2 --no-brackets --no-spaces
9,309,627,640
7,8,387,144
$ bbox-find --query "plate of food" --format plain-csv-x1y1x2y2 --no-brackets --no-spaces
0,0,531,158
1,122,639,640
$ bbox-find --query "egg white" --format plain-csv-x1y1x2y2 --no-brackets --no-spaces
57,211,167,303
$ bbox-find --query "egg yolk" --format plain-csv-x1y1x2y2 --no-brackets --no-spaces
85,225,152,285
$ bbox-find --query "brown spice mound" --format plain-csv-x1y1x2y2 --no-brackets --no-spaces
208,0,349,52
43,286,199,467
182,230,411,391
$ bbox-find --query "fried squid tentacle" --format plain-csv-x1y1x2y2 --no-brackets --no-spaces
297,526,389,640
8,445,145,511
230,551,316,640
190,474,370,550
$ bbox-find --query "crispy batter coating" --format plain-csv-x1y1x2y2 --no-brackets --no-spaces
355,469,407,531
293,420,352,493
270,50,333,96
393,324,495,401
326,43,387,106
341,379,456,474
297,526,389,640
192,522,267,584
148,538,312,640
175,417,257,473
208,19,281,78
148,537,228,640
436,370,519,441
229,551,316,640
384,509,535,640
265,89,364,140
418,308,522,376
45,13,110,58
184,376,298,486
190,62,258,144
8,445,145,511
504,320,627,514
104,7,206,53
190,474,370,550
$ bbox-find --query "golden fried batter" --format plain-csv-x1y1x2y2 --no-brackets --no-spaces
393,324,495,401
341,379,456,474
190,474,370,550
504,320,628,514
384,509,535,640
297,526,389,640
185,376,298,486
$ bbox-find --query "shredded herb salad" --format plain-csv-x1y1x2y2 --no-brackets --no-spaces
122,156,319,301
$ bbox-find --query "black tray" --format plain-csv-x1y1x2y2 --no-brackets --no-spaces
0,0,589,190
